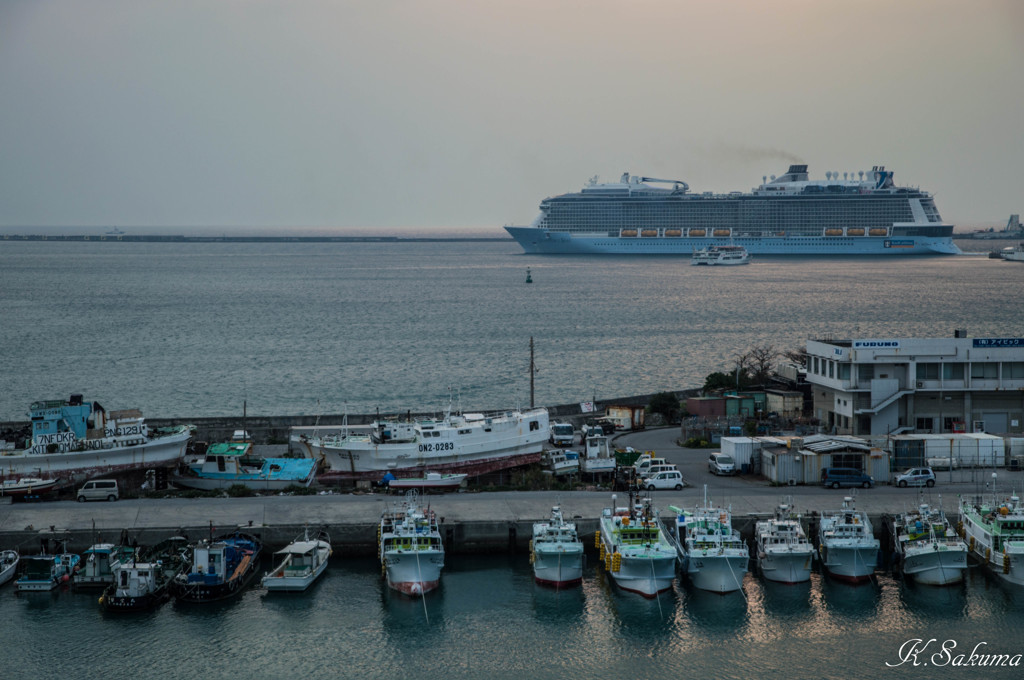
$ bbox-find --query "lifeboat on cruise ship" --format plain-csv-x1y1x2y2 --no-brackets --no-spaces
869,228,888,236
641,229,658,237
688,229,706,237
824,228,843,236
847,228,865,236
620,229,638,237
664,229,682,237
713,229,731,237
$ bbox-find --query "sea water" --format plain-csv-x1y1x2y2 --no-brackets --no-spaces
1,239,1020,421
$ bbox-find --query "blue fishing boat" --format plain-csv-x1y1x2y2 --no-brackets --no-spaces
172,440,317,491
15,545,80,592
171,532,262,602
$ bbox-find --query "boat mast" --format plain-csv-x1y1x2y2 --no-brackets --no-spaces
530,337,535,409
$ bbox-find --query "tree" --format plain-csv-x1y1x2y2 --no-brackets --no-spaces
745,344,780,386
647,392,681,423
702,371,738,393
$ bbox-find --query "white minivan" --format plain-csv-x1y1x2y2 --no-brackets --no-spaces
77,479,119,502
645,470,685,491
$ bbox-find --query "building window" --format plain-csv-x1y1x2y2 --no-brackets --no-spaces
813,357,820,374
916,363,940,380
828,361,834,378
858,364,873,382
1005,362,1024,379
916,417,933,431
971,362,998,379
943,417,957,432
838,364,850,380
942,363,964,380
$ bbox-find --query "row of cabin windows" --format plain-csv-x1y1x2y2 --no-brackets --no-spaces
917,362,1024,380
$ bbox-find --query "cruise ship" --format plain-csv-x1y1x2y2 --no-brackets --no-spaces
505,165,960,256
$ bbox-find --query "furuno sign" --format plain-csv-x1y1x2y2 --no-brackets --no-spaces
973,338,1024,348
853,340,900,349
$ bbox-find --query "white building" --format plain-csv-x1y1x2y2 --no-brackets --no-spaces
805,331,1024,443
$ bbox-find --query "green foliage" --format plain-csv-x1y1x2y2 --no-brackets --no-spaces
647,392,681,422
226,484,255,497
702,371,738,393
683,437,714,448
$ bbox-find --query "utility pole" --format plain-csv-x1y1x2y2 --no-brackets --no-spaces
529,336,535,409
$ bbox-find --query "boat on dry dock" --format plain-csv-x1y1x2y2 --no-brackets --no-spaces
387,472,468,491
172,440,317,491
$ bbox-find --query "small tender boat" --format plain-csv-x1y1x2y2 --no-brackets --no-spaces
172,441,317,491
261,528,332,592
73,542,138,590
379,491,445,596
0,477,63,498
893,501,968,586
100,536,191,612
817,497,879,584
0,550,19,587
531,506,584,587
597,492,677,597
691,244,751,266
755,500,814,584
15,547,81,592
171,531,262,602
668,488,749,594
387,472,468,491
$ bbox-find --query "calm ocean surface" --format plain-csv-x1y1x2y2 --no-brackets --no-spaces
1,239,1021,421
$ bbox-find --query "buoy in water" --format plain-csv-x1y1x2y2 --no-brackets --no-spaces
525,268,532,284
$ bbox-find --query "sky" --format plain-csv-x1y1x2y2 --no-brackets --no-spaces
1,0,1022,236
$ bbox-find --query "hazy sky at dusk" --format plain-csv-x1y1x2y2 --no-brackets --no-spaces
2,0,1021,235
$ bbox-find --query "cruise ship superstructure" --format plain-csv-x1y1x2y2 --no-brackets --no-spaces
506,165,959,256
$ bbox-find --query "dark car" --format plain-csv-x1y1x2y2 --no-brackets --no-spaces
820,467,874,489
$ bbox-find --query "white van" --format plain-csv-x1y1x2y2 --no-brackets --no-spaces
644,470,685,491
641,464,678,480
633,457,667,477
77,479,119,502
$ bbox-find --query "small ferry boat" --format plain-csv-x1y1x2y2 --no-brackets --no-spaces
73,543,137,590
755,501,814,584
15,548,80,592
172,440,317,491
959,492,1024,585
1001,243,1024,262
261,528,332,592
387,472,468,491
597,493,677,597
531,505,584,588
893,501,968,586
0,550,19,587
100,537,191,612
691,244,751,266
171,532,262,602
668,489,749,594
0,395,194,484
817,497,879,583
379,491,445,596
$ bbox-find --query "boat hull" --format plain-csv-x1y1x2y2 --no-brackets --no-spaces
262,561,329,592
900,547,968,585
758,549,814,584
607,555,676,597
820,544,878,583
102,588,171,612
384,551,444,595
683,553,749,593
532,547,584,587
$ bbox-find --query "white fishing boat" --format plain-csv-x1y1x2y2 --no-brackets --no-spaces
893,501,968,586
597,493,677,597
0,477,63,498
0,395,194,484
100,536,191,612
387,472,468,491
379,491,445,596
261,528,332,592
668,489,748,594
172,441,317,491
531,505,584,587
959,490,1024,586
543,450,579,477
15,548,81,592
691,244,751,266
755,501,814,584
581,432,616,475
73,543,137,589
291,399,550,482
817,497,879,583
0,550,19,587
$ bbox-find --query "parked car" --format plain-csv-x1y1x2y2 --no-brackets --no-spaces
77,479,119,502
644,470,684,491
641,464,678,480
820,467,874,489
894,467,936,488
708,453,736,476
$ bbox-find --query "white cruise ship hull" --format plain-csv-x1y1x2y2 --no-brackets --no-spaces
900,546,968,586
383,551,444,596
820,544,878,583
683,552,749,593
532,546,584,587
758,548,813,584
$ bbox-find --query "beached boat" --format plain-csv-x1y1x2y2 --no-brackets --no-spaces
817,497,879,583
668,489,748,594
261,528,332,592
0,395,194,484
100,537,191,612
0,477,64,498
755,501,814,584
172,441,317,491
597,493,677,597
379,491,445,596
691,244,751,266
531,505,584,587
543,450,579,477
0,550,19,587
73,542,137,590
581,433,616,475
171,532,262,602
959,492,1024,586
15,548,80,592
387,472,468,491
893,501,968,586
291,400,549,482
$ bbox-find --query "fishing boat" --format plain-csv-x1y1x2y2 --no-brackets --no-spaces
893,501,968,586
668,489,749,594
291,399,550,482
542,450,579,477
171,531,262,602
387,472,468,491
959,491,1024,586
755,501,814,584
100,537,191,612
581,432,616,475
0,550,19,587
379,491,445,596
531,505,585,587
0,477,63,498
73,542,137,590
817,497,879,583
15,546,80,592
172,440,317,491
691,244,751,266
0,395,194,484
261,528,332,592
597,492,677,597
